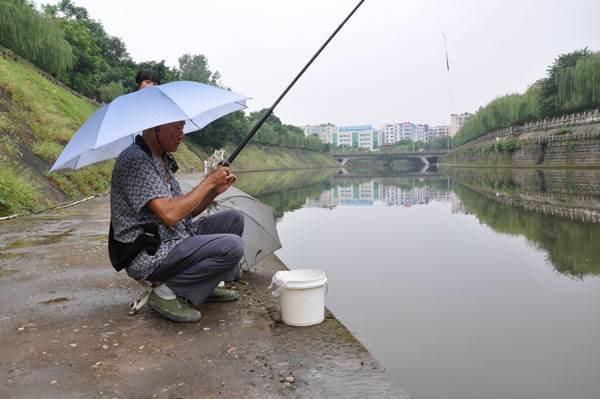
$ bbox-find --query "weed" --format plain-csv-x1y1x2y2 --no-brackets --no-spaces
495,138,521,153
0,135,21,161
0,112,18,134
0,164,39,212
32,140,62,161
554,127,572,135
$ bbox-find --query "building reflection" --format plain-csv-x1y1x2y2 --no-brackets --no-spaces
305,178,455,209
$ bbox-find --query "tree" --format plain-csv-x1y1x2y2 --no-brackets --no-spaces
540,48,591,117
97,81,124,103
178,54,221,85
0,0,73,75
136,60,179,83
44,0,136,97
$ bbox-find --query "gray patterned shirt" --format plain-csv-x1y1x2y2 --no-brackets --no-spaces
110,141,192,280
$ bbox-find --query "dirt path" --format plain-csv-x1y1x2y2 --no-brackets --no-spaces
0,196,408,398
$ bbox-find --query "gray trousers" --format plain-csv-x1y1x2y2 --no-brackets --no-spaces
147,209,244,305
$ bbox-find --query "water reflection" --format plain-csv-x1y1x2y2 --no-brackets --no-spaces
235,168,600,279
448,168,600,278
454,183,600,278
306,177,452,208
236,167,600,398
235,169,336,218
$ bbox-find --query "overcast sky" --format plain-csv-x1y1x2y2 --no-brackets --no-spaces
44,0,600,128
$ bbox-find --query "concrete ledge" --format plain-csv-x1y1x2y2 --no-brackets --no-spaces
0,196,409,398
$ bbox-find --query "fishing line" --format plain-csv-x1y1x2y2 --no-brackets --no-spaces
225,0,367,165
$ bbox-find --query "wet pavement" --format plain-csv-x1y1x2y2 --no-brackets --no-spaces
0,195,408,398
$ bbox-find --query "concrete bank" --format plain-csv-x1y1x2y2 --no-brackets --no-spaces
444,112,600,167
0,196,409,398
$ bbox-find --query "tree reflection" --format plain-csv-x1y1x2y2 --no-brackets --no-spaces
452,180,600,278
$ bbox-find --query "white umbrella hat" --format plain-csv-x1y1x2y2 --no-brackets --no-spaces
50,81,249,171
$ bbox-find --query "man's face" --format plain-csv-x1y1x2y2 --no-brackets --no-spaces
158,121,185,152
139,80,156,89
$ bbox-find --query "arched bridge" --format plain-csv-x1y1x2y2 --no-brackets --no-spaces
332,151,448,167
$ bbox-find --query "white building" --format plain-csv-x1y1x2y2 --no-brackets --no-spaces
450,113,472,137
428,125,450,142
382,122,415,144
333,125,378,150
414,124,429,142
302,123,337,144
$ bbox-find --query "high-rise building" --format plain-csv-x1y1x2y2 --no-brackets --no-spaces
382,122,415,144
450,113,472,137
302,123,337,144
332,125,376,150
414,124,429,142
428,125,450,142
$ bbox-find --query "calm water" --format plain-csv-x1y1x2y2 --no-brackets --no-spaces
236,168,600,399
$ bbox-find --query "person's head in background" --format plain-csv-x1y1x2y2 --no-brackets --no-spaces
135,69,160,90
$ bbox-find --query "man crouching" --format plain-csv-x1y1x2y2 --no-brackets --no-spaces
109,120,244,322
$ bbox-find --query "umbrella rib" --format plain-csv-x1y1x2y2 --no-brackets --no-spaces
91,104,113,149
156,89,202,132
214,204,279,240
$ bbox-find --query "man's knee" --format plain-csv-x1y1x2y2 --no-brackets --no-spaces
218,234,244,261
224,209,244,236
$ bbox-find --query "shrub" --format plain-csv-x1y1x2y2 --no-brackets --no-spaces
0,165,38,212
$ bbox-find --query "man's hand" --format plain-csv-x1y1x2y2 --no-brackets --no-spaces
205,166,236,195
148,166,236,227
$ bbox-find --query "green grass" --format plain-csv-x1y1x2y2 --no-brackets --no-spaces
0,164,39,214
0,54,115,214
0,57,95,143
0,134,21,160
231,144,338,171
0,112,18,134
31,140,63,162
0,54,338,215
554,127,573,135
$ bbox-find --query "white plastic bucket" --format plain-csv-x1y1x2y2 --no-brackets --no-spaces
270,269,328,327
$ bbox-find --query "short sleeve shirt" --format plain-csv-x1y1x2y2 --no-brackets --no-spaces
110,142,192,280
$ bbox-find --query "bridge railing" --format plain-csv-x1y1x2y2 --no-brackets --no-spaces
459,108,600,148
332,150,449,156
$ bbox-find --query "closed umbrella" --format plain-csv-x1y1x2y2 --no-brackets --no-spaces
213,186,281,269
50,81,249,171
178,179,281,270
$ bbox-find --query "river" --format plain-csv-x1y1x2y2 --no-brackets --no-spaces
235,167,600,399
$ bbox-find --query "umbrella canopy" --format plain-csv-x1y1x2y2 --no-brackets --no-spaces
214,186,281,269
179,178,281,269
50,81,249,171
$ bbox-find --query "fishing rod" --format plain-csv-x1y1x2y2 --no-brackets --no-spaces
224,0,366,165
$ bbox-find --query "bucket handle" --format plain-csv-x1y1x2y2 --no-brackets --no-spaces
268,275,328,297
268,275,283,297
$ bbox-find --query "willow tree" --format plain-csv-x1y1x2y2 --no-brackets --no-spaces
0,0,73,75
453,49,600,146
454,84,542,147
556,52,600,112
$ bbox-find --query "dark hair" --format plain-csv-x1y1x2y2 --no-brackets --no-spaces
134,69,160,89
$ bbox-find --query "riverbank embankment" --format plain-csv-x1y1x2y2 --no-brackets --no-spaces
0,194,408,398
0,47,337,217
443,109,600,168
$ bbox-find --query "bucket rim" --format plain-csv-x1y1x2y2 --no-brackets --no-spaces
273,269,327,290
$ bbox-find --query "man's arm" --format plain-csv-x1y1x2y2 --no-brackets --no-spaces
148,166,235,227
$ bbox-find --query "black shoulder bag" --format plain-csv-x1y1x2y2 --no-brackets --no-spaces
108,223,160,272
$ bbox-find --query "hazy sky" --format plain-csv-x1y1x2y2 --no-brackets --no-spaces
44,0,600,127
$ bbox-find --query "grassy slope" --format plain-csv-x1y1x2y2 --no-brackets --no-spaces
0,55,336,216
0,54,112,214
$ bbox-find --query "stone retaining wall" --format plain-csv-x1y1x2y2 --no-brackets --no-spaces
446,120,600,167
